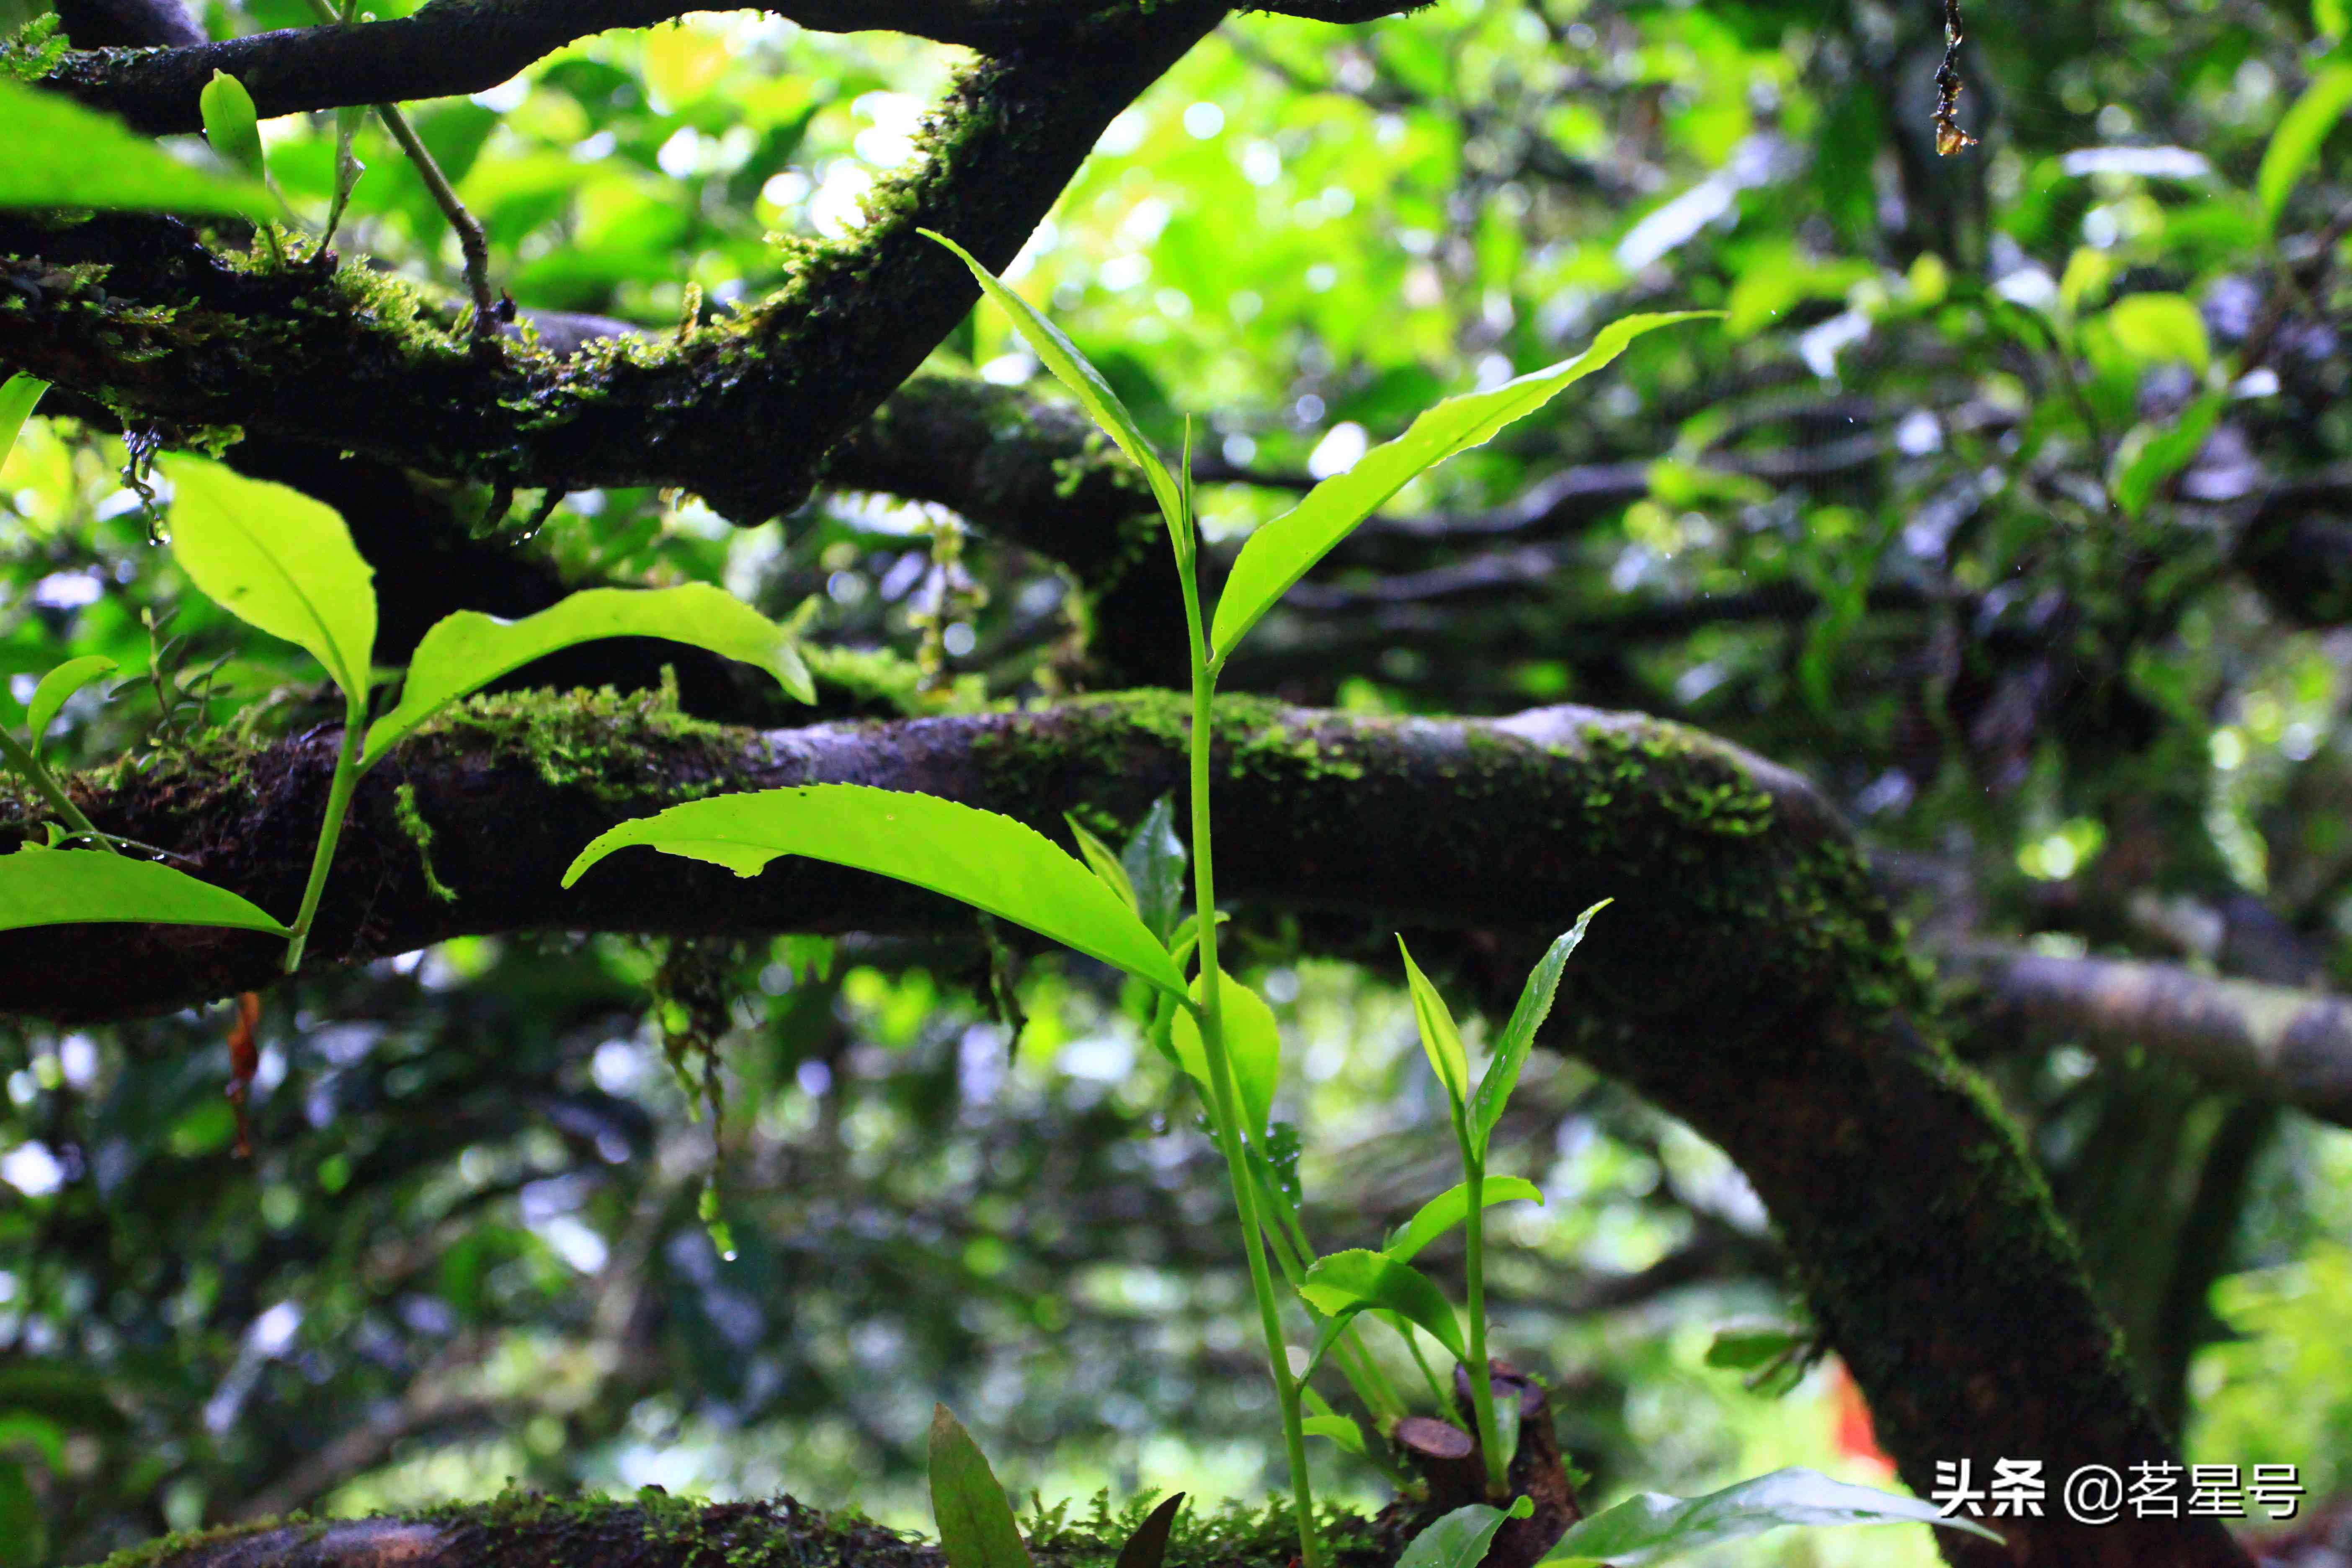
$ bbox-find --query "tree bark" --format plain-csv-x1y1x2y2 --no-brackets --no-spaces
4,0,1226,527
1949,944,2352,1128
2,696,2250,1567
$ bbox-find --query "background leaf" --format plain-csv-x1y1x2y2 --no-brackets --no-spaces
928,1404,1033,1568
160,457,377,703
1119,797,1187,945
1542,1468,2001,1565
1398,1498,1533,1568
1384,1176,1545,1263
1703,1325,1810,1372
2112,392,2226,520
1209,313,1711,661
564,785,1186,995
2259,61,2352,232
24,656,118,757
0,79,275,217
1470,901,1609,1154
924,229,1185,534
1065,815,1140,916
360,585,811,769
1398,939,1471,1112
0,848,290,936
2103,293,2212,374
1299,1248,1465,1361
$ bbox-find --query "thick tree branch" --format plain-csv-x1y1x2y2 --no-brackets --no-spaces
44,1,1142,130
45,0,1426,134
0,696,2251,1565
53,0,204,49
1950,944,2352,1129
4,1,1224,527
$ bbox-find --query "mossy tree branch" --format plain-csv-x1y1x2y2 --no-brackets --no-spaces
44,0,1430,134
90,1492,1404,1568
0,695,2250,1567
4,0,1225,527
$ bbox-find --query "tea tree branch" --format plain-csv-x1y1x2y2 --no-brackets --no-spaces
0,695,2258,1563
5,5,1225,526
296,0,499,339
42,0,1431,134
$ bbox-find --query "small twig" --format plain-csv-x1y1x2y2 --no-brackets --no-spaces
373,101,502,340
299,0,501,340
1934,0,1977,156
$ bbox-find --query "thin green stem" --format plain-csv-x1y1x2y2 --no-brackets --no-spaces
1463,1150,1508,1495
1397,1314,1461,1423
1178,548,1321,1568
1251,1164,1406,1426
283,702,366,974
0,727,116,853
1266,1168,1409,1425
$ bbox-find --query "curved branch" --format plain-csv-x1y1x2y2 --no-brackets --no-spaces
46,0,1428,134
46,0,1132,131
0,695,2253,1565
5,1,1225,526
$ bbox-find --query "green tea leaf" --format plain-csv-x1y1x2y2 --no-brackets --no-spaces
1398,1498,1533,1568
564,785,1185,995
1384,1176,1544,1263
2259,61,2352,233
0,375,46,468
1066,814,1140,916
2103,292,2211,374
361,585,812,770
199,70,266,178
1300,1248,1465,1362
0,847,291,936
1171,969,1281,1137
1398,938,1470,1113
25,656,118,757
923,229,1184,534
0,78,274,217
1112,1493,1186,1568
161,457,377,703
1302,1414,1368,1456
928,1404,1033,1568
1469,900,1608,1155
1119,796,1186,944
1210,313,1711,662
1541,1468,2001,1565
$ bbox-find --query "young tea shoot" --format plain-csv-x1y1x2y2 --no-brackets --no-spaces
567,234,1712,1568
0,443,812,975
